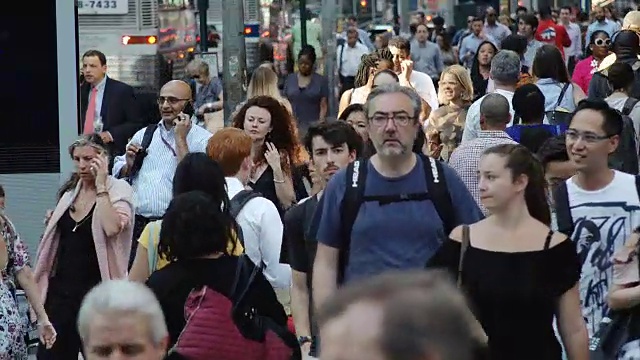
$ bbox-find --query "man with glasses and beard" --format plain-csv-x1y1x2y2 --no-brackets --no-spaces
113,80,212,268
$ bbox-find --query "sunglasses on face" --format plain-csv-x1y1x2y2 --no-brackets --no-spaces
594,38,611,47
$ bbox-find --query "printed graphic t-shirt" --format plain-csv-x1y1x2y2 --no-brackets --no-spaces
566,171,640,336
535,19,570,57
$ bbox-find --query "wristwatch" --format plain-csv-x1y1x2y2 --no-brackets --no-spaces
298,335,313,346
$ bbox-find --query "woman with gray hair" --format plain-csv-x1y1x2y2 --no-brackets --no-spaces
186,59,224,119
34,134,134,359
77,280,168,359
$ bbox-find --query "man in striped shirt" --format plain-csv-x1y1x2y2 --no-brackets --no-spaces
112,80,212,267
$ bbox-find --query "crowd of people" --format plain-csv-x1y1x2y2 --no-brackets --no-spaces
3,3,640,360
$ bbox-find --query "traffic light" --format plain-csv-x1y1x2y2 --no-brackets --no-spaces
360,0,367,7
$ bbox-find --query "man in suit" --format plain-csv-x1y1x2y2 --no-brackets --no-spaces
80,50,142,157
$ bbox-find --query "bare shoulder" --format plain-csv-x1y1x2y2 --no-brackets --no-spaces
449,225,466,243
548,231,572,249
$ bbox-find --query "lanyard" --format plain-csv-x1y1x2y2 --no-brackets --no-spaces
159,129,177,157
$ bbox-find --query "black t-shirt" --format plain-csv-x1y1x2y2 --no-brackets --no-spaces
284,195,319,336
146,256,288,347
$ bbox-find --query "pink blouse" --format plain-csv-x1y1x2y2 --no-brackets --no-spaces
571,55,600,95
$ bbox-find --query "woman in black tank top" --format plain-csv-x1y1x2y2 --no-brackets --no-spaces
429,144,589,359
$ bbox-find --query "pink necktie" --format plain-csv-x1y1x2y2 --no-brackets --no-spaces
84,87,98,134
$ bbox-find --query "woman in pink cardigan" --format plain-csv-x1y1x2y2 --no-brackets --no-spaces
33,134,134,359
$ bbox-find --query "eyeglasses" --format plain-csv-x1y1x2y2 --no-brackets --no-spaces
157,96,190,105
368,113,415,127
594,38,611,47
565,129,612,143
191,75,200,79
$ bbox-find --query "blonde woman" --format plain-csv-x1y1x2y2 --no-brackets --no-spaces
247,64,293,114
424,65,474,161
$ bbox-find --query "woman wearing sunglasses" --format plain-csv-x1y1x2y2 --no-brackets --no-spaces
572,30,611,95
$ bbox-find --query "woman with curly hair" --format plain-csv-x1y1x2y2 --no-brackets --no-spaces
232,96,309,215
338,48,394,116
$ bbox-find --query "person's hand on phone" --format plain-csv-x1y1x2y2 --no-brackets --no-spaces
91,154,109,189
174,113,191,140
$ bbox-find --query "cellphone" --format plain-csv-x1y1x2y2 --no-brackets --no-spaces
172,112,189,125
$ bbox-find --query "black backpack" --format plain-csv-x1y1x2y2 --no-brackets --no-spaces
337,154,455,283
229,190,263,247
609,98,640,175
554,176,640,237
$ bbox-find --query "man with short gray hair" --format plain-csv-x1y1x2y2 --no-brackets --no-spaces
450,93,517,214
77,280,168,359
462,50,521,142
318,270,480,360
313,84,482,315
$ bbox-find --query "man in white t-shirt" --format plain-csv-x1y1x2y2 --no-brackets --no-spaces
387,36,439,115
554,99,640,338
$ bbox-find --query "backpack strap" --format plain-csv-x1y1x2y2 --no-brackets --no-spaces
338,159,368,284
230,190,262,219
231,255,264,312
622,97,639,116
127,124,158,182
553,182,574,237
146,221,161,274
419,154,456,236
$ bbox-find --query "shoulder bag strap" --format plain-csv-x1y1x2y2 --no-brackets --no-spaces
457,225,470,289
555,82,571,109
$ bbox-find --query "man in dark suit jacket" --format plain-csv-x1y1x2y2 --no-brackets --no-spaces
80,50,143,157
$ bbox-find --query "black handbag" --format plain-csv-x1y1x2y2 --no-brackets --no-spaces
545,82,572,127
589,311,633,359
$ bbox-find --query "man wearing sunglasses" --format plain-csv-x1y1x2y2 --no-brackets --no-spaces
113,80,212,268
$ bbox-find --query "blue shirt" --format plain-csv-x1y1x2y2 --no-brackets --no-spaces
585,20,620,50
535,78,577,112
315,155,483,283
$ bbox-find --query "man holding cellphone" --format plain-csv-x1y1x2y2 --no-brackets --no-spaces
112,80,212,267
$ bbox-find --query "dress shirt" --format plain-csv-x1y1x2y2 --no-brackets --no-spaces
112,121,212,218
462,89,516,142
523,39,544,69
484,22,512,44
337,42,369,77
449,130,517,215
89,76,107,121
226,177,291,289
410,40,444,79
562,22,582,59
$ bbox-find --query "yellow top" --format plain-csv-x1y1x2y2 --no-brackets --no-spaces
138,220,244,270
